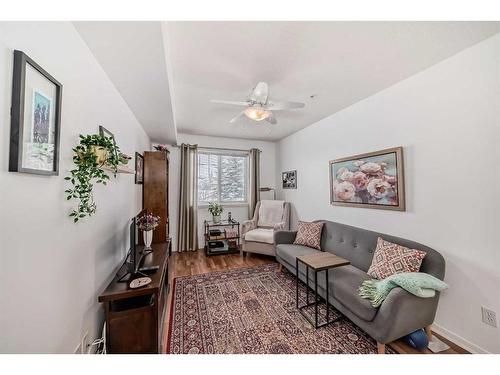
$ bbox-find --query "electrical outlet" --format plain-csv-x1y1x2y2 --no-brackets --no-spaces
481,306,497,328
80,331,89,354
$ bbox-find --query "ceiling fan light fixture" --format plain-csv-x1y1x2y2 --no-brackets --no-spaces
244,106,271,121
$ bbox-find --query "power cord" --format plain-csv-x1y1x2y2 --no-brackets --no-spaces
87,323,107,354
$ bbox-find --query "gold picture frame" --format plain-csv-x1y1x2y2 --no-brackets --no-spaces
329,147,405,211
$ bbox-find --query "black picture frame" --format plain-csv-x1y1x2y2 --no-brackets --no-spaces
282,170,297,189
9,50,62,175
99,125,118,160
135,152,144,184
98,125,115,143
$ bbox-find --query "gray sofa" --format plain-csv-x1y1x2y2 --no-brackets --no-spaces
275,220,445,354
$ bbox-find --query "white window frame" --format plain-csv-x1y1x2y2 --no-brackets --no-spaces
197,149,249,207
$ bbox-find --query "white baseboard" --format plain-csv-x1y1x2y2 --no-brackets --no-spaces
432,323,490,354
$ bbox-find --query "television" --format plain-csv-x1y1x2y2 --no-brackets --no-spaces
118,210,147,282
129,216,140,274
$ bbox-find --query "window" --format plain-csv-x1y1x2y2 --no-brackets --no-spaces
198,151,248,204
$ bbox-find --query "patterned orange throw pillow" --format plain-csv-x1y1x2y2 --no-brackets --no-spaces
293,221,324,250
367,237,426,280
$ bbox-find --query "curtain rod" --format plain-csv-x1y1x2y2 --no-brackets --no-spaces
171,144,261,153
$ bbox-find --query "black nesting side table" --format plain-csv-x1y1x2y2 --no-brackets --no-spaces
296,252,350,328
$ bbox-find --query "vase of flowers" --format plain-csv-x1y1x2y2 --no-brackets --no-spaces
208,202,223,224
137,213,160,250
153,144,169,152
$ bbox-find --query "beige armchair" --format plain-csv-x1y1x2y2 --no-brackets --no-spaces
241,200,290,257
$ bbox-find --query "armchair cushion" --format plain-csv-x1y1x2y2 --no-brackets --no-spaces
244,228,274,244
257,200,285,228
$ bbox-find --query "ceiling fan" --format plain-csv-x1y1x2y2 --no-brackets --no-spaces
211,82,305,125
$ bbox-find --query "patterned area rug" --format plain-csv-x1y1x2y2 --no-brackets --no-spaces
167,263,395,354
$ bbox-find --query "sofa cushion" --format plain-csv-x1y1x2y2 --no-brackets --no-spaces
276,243,321,266
244,228,274,244
293,221,324,250
277,244,378,322
330,265,378,321
367,237,427,280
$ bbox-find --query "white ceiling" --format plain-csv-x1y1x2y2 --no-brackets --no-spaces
166,21,500,141
74,21,177,143
76,22,500,143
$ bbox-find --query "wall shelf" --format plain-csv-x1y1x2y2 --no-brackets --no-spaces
101,164,135,174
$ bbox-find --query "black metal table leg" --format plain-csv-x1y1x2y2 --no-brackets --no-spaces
296,258,343,329
314,270,318,328
306,264,309,305
326,269,329,323
295,257,299,309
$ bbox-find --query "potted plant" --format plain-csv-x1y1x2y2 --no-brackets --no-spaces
208,202,223,223
137,213,160,250
64,134,121,222
153,144,168,152
118,152,132,166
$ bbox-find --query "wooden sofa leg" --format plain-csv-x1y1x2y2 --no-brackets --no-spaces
278,264,282,272
377,342,385,354
425,325,433,341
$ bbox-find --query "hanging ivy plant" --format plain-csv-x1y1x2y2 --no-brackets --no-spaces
64,134,121,222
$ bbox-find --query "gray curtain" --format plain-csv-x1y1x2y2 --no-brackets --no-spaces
177,144,199,252
248,148,261,218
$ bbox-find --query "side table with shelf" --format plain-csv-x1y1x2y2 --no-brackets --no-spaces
204,219,241,256
296,252,350,329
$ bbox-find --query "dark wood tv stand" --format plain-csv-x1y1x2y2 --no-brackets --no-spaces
98,240,171,353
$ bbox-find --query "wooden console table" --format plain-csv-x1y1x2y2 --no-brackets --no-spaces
98,240,170,353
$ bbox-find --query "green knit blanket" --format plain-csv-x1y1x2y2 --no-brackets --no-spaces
358,272,448,307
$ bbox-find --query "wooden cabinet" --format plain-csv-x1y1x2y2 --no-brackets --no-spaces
98,241,170,354
143,151,170,243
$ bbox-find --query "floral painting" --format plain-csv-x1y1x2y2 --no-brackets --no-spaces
329,147,405,211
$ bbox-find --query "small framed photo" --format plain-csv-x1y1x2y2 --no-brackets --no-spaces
9,50,62,175
329,147,405,211
99,125,115,143
282,170,297,189
135,152,144,184
99,125,117,160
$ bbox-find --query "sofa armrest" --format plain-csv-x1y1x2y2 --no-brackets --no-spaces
372,287,440,344
242,219,257,236
274,230,297,245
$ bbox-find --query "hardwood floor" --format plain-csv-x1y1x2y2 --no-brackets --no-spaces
161,249,467,354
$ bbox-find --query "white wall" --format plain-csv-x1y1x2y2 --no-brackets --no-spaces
276,33,500,353
0,22,151,353
169,133,276,250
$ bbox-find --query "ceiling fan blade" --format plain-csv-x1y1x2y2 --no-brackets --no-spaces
265,101,305,110
265,113,277,125
229,110,246,123
211,99,249,106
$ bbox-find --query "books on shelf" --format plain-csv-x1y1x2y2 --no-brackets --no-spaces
227,240,238,249
224,228,238,239
209,229,222,236
204,220,240,255
208,241,225,249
